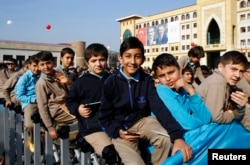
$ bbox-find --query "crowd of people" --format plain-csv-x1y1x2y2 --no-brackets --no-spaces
0,36,249,165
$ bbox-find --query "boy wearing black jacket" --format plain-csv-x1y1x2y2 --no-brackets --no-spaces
66,43,117,164
99,37,192,164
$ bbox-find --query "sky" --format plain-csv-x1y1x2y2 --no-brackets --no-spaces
0,0,196,51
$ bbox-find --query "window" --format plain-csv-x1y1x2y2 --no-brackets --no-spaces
193,33,197,38
165,18,168,23
175,46,178,51
182,35,185,40
241,39,246,46
193,12,197,18
155,20,158,25
175,16,179,21
186,14,190,19
240,1,246,8
165,47,168,52
143,23,146,28
247,26,250,32
248,13,250,19
186,34,190,40
152,21,155,26
193,23,197,28
181,15,185,20
182,45,185,50
186,24,190,29
171,17,174,22
241,27,246,33
240,14,246,20
186,45,190,50
171,47,174,51
182,25,185,30
161,19,164,24
248,39,250,45
161,47,164,52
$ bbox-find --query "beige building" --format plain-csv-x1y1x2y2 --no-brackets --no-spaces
116,0,250,69
0,40,87,69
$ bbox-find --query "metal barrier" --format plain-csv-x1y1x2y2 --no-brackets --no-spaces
0,105,102,165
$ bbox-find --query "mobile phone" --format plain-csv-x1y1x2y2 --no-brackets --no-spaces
126,131,140,136
85,101,101,108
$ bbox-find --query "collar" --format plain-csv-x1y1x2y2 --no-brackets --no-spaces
119,67,139,82
88,70,105,79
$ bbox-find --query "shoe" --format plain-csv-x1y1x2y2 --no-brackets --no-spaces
29,142,35,153
0,155,5,165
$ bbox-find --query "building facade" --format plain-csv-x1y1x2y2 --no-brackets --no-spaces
117,0,250,69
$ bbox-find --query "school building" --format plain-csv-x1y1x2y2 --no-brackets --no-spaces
116,0,250,69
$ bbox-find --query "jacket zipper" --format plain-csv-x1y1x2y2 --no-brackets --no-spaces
128,80,134,109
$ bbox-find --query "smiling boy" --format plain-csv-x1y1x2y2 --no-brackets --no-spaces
99,37,192,164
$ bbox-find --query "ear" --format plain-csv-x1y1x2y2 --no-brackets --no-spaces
217,63,223,71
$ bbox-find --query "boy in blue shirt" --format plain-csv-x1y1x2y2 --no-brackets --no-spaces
14,54,40,152
99,37,192,164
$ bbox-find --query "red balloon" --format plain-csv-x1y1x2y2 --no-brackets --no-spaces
45,24,51,30
191,42,195,47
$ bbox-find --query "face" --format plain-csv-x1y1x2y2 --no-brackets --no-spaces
218,62,245,86
5,61,16,71
38,60,54,76
29,62,40,75
189,56,200,64
158,26,165,36
119,48,144,77
183,71,193,84
148,28,155,39
155,65,180,88
87,55,107,75
60,53,74,69
243,69,250,84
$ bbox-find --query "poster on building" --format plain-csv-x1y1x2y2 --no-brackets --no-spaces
147,26,157,46
167,21,180,43
155,24,168,45
136,27,147,46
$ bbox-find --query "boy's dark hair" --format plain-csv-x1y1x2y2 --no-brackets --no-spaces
36,51,54,62
84,43,108,62
182,66,194,75
219,50,248,69
188,45,204,58
246,62,250,70
61,47,75,57
5,57,17,65
152,53,179,72
28,54,39,64
120,37,145,57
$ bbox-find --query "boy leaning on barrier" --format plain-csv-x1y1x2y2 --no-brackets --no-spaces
14,54,41,152
99,37,192,165
35,51,77,140
196,51,249,127
66,43,119,164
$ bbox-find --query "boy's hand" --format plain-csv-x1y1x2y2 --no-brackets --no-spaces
230,91,248,107
78,104,91,118
119,129,140,141
55,72,70,84
172,139,192,163
175,78,195,95
49,130,58,139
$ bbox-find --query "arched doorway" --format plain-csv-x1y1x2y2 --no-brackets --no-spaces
207,19,220,45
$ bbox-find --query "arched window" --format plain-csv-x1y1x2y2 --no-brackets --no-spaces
186,13,190,19
161,19,164,24
165,18,168,23
240,1,246,8
193,12,197,18
171,17,174,22
181,15,185,20
247,0,250,7
175,16,179,21
143,23,146,28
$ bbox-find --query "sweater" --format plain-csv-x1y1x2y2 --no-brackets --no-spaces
99,68,184,142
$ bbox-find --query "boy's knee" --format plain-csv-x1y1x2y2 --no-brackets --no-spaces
102,144,118,164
